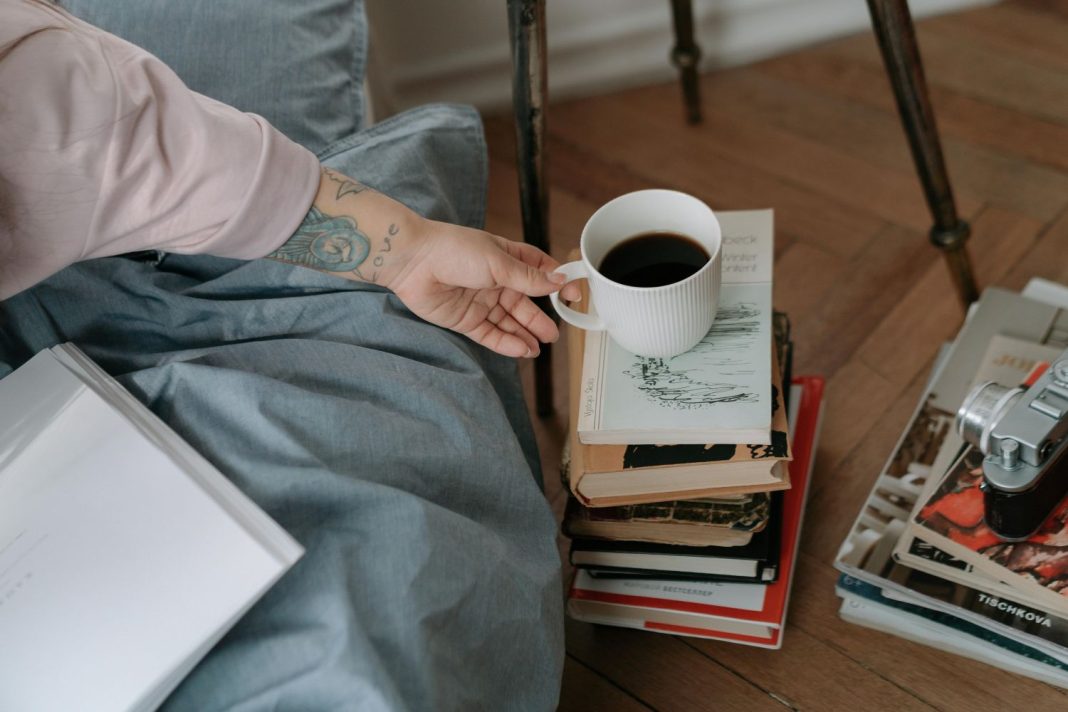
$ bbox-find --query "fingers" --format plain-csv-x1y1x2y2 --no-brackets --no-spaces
466,319,538,359
497,237,560,272
460,291,562,358
490,252,566,297
488,237,570,297
499,290,560,344
486,303,541,356
560,281,583,303
494,236,585,302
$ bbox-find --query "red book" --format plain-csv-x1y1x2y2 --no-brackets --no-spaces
567,376,825,649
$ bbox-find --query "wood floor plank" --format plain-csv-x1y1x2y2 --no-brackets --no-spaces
535,130,869,260
1002,207,1068,292
930,3,1068,72
967,206,1051,289
564,619,790,711
856,205,1044,389
827,25,1068,125
1014,0,1068,18
788,223,931,380
1012,0,1068,17
557,655,653,712
552,88,973,235
770,242,846,327
789,555,1068,709
810,357,901,481
539,101,889,259
697,68,1068,223
682,623,937,712
759,49,1068,173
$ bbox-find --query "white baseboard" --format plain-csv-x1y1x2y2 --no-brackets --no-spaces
375,0,996,114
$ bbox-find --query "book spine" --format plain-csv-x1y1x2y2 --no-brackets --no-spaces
576,328,607,437
578,566,773,586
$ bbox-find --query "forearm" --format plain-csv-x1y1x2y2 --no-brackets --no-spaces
265,167,424,288
265,165,572,358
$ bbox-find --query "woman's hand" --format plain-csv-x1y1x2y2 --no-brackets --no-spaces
387,219,578,358
266,167,580,358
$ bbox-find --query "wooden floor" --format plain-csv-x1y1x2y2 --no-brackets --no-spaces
481,1,1068,709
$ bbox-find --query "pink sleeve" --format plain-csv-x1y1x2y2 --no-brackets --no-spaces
0,2,321,300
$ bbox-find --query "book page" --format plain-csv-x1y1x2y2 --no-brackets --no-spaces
51,344,303,566
0,361,293,711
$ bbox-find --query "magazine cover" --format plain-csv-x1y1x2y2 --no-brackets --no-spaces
838,576,1068,689
894,537,1050,612
838,574,1068,674
912,446,1068,609
836,290,1068,656
891,334,1064,609
835,378,1068,657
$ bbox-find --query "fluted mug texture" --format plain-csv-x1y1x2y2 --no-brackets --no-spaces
550,190,722,358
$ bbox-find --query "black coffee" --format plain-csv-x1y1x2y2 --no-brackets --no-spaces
598,231,710,288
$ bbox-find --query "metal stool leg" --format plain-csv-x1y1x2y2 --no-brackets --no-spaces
508,0,555,417
669,0,702,124
867,0,978,306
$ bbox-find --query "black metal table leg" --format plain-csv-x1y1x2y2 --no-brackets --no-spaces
669,0,702,124
866,0,978,307
507,0,555,417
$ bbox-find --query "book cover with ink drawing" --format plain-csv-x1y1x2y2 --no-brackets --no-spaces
565,292,791,507
578,210,774,445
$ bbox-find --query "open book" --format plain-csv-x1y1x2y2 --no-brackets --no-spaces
0,345,304,711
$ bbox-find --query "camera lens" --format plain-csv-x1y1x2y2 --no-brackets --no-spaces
956,381,1025,454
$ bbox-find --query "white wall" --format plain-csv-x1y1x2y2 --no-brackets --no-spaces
365,0,995,116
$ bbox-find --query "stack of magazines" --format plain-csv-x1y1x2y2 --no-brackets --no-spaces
562,210,826,649
835,278,1068,687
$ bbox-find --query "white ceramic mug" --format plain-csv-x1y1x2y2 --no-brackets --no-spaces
550,190,722,358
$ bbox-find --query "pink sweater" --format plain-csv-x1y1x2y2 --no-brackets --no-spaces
0,0,321,300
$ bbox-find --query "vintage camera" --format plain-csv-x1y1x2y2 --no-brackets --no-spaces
956,353,1068,541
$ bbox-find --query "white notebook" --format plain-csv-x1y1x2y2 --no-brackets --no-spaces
0,345,304,712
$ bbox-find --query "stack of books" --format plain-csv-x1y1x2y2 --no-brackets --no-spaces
563,210,826,649
835,279,1068,687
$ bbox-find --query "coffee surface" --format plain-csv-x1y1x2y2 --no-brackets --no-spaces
598,231,710,288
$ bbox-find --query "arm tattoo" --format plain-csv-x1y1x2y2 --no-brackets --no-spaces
323,167,369,201
268,206,370,273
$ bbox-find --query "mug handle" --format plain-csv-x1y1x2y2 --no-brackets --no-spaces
549,261,606,331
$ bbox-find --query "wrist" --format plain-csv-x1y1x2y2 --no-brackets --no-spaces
299,166,428,289
372,209,429,291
